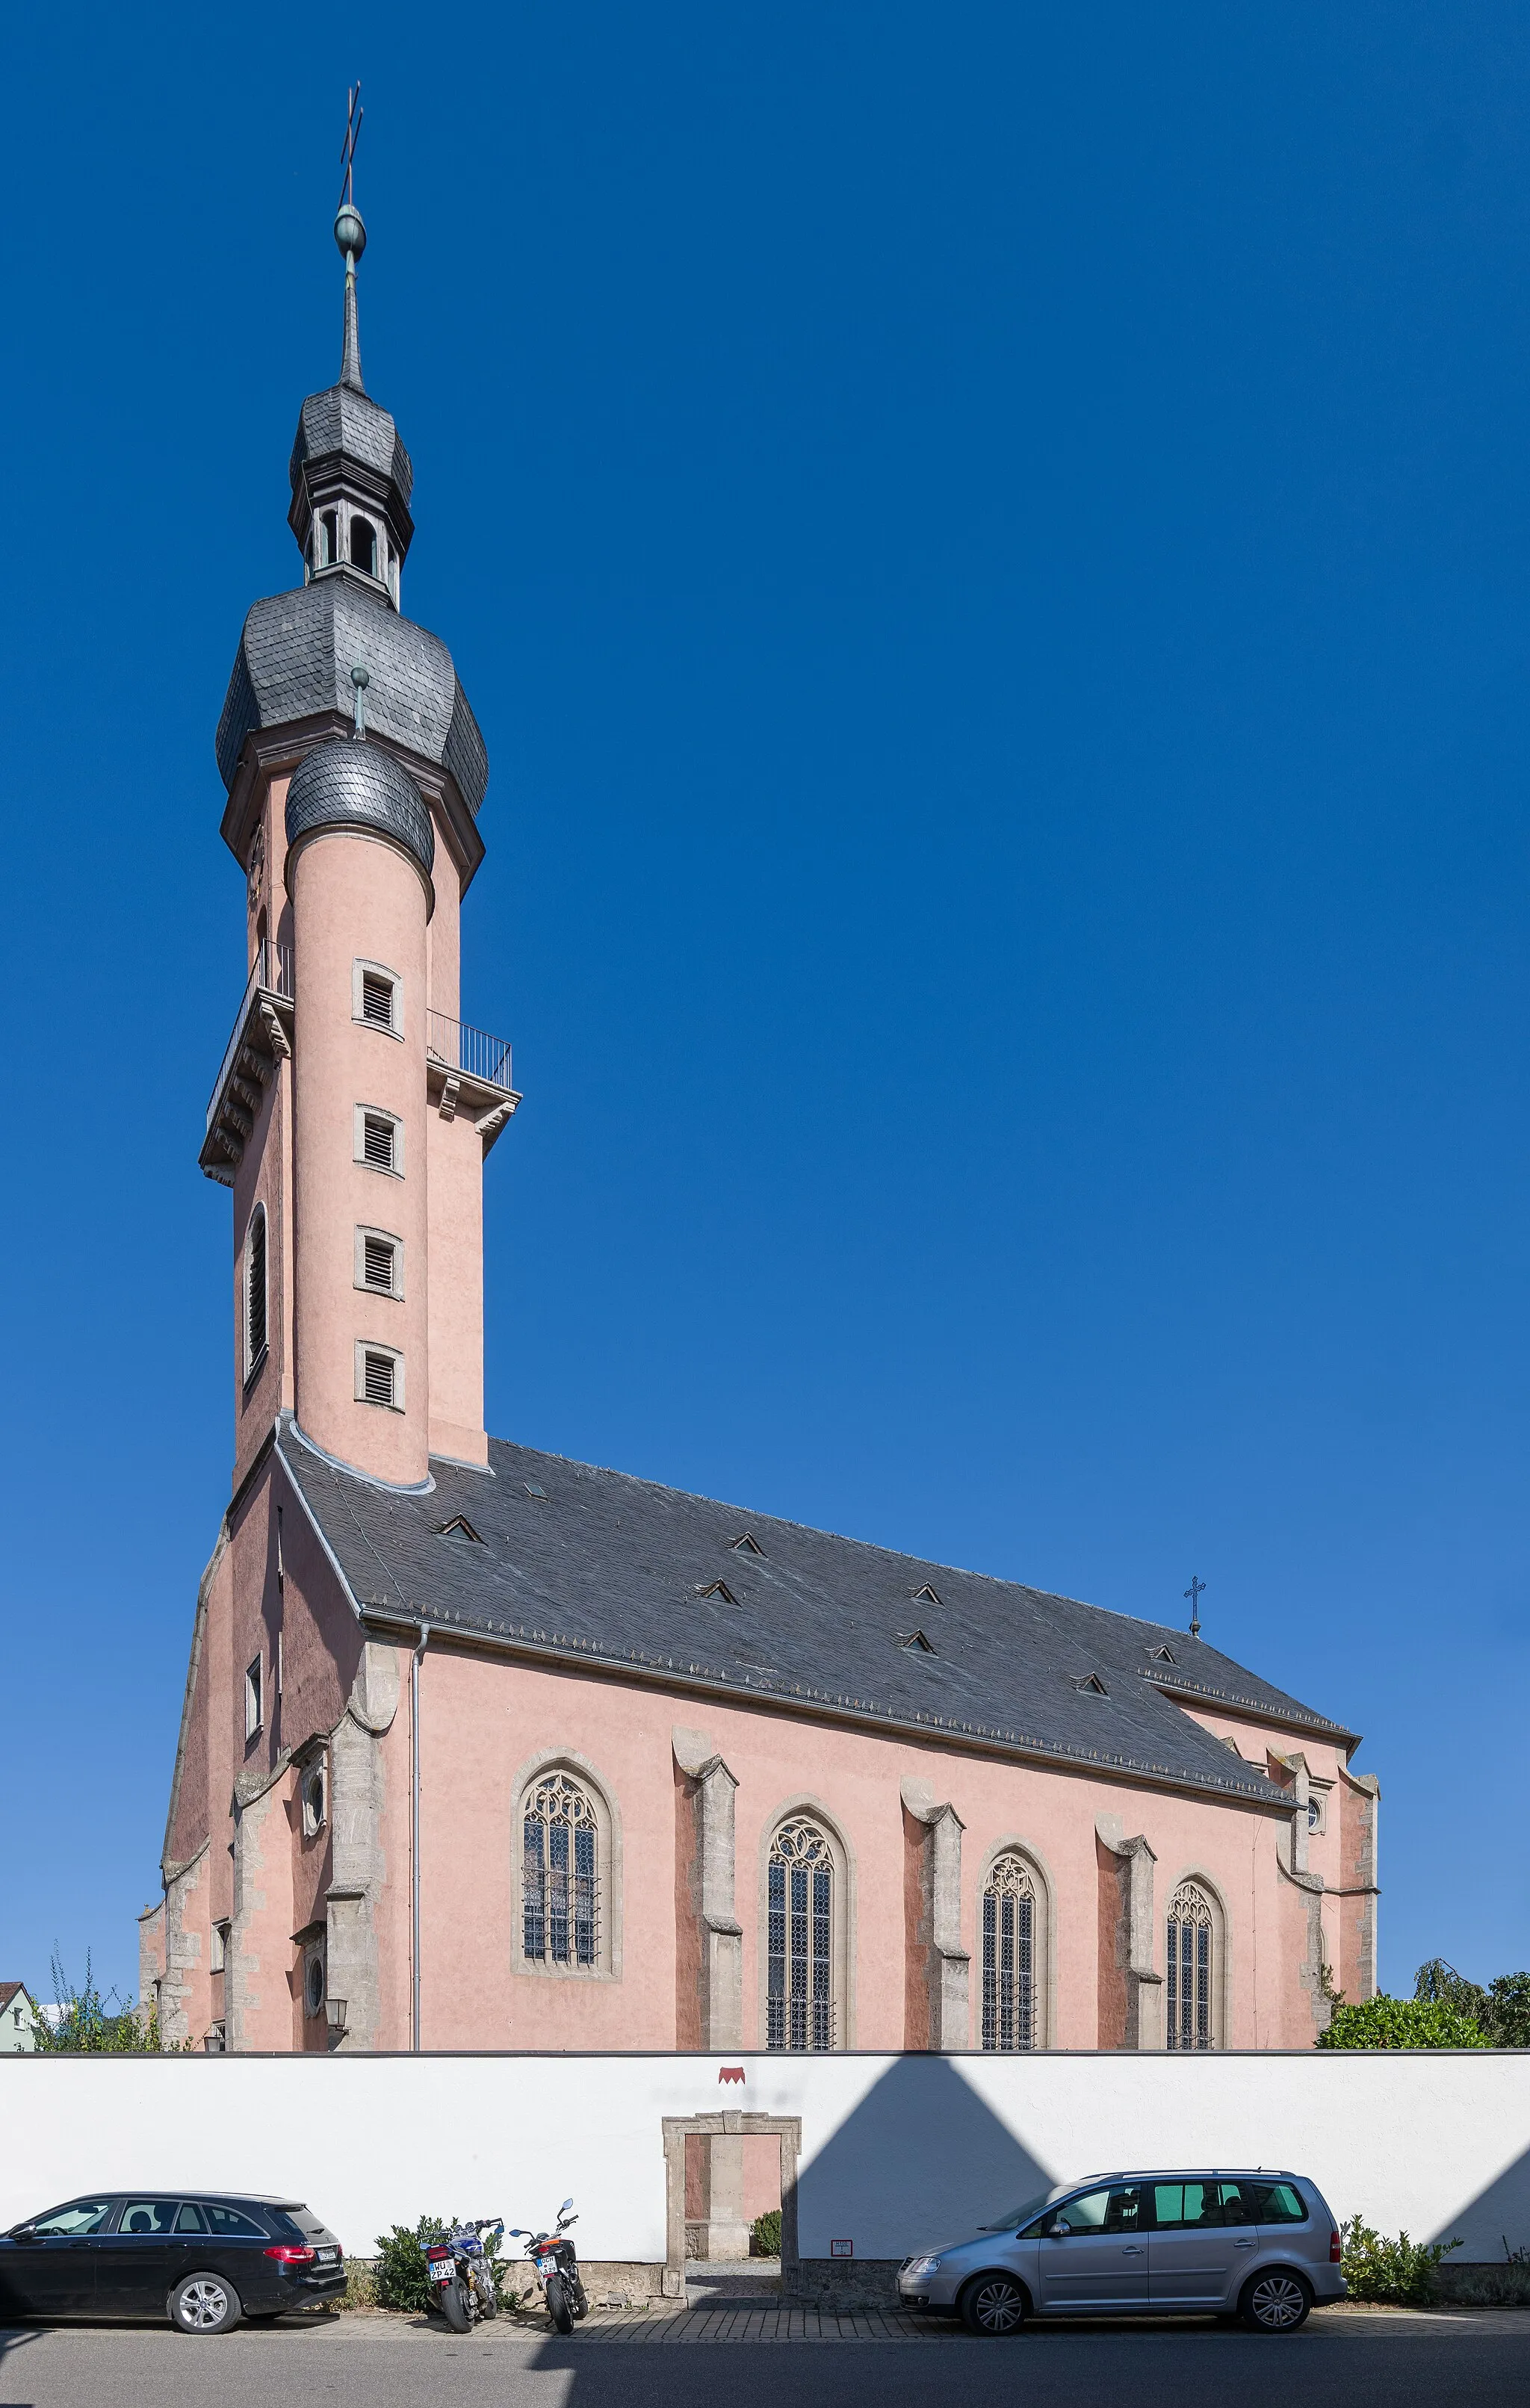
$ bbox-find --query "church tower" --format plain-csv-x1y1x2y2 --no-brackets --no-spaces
202,196,515,1489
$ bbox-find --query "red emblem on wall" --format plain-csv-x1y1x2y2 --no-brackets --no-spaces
718,2065,746,2084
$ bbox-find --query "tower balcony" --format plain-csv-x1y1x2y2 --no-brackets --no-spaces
199,942,295,1187
427,1011,521,1151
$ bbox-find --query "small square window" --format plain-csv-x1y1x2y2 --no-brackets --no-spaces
356,1343,403,1411
353,960,401,1034
356,1107,403,1176
244,1656,262,1740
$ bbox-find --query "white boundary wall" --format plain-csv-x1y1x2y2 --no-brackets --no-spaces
2,2051,1527,2265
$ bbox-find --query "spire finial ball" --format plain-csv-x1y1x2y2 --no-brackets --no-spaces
334,202,367,265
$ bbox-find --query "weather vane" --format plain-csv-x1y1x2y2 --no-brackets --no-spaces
338,81,364,209
1184,1574,1205,1638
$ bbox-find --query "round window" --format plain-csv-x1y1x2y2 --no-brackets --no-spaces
1307,1796,1322,1831
304,1953,325,2019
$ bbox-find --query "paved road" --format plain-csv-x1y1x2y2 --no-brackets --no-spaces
0,2307,1524,2408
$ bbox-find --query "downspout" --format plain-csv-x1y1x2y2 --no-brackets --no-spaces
411,1626,432,2052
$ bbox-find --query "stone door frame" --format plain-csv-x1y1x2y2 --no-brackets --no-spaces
660,2112,802,2298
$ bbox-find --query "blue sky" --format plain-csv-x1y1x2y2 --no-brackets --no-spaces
2,4,1527,2007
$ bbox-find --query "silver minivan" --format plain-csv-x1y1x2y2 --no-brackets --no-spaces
898,2169,1345,2335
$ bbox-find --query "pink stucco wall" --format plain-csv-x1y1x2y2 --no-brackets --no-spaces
400,1641,1325,2057
289,826,432,1485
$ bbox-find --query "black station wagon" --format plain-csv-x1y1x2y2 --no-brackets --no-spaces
0,2192,345,2333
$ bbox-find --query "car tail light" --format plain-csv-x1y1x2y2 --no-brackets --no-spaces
1330,2230,1342,2263
263,2245,317,2265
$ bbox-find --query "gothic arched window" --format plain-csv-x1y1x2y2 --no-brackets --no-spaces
982,1852,1041,2050
1166,1881,1215,2051
521,1770,599,1969
766,1818,836,2050
244,1203,267,1380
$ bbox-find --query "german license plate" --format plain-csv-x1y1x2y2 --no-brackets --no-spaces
434,2263,454,2283
538,2256,557,2274
317,2248,339,2264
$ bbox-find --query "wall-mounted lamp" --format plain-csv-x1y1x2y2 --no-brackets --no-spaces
326,1996,348,2041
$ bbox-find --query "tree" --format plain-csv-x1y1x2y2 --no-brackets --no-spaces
1318,1993,1489,2050
1482,1972,1530,2049
30,1952,165,2054
1413,1959,1530,2048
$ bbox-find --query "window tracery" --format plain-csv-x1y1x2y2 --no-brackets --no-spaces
766,1818,835,2050
1166,1881,1215,2051
982,1852,1038,2050
521,1770,599,1970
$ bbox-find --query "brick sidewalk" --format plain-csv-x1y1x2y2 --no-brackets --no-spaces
548,2302,1529,2345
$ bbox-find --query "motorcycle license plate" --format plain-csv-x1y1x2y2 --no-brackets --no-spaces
538,2256,557,2275
434,2263,455,2283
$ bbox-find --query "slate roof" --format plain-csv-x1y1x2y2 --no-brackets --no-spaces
285,738,435,879
216,578,487,813
277,1423,1357,1806
290,385,413,509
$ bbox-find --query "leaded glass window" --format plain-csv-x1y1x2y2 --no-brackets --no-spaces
521,1772,598,1968
982,1854,1037,2049
766,1819,834,2049
1166,1881,1214,2050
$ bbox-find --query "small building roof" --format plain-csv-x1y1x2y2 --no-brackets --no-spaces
278,1423,1358,1807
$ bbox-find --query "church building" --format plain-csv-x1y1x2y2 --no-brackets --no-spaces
140,201,1379,2088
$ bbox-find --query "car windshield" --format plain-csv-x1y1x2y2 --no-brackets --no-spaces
24,2200,114,2238
979,2188,1059,2231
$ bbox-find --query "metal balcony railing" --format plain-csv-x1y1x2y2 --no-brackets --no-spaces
206,941,295,1131
427,1010,514,1093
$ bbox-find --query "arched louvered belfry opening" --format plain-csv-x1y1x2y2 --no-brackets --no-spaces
244,1203,267,1380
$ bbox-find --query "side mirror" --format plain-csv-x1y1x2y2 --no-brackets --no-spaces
558,2198,574,2216
1047,2219,1072,2238
8,2226,37,2242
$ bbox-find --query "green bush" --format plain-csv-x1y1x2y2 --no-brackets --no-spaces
1317,1994,1489,2051
31,1951,173,2055
1339,2216,1460,2305
750,2209,782,2259
372,2217,512,2313
1446,2247,1530,2308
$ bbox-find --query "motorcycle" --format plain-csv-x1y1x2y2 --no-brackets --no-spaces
419,2218,505,2333
507,2198,587,2334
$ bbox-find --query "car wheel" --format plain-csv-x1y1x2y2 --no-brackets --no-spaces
959,2274,1028,2336
1240,2269,1312,2333
170,2273,243,2335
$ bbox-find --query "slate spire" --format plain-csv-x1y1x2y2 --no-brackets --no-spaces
335,199,366,394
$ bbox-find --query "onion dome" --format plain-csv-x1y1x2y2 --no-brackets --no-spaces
285,737,435,880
